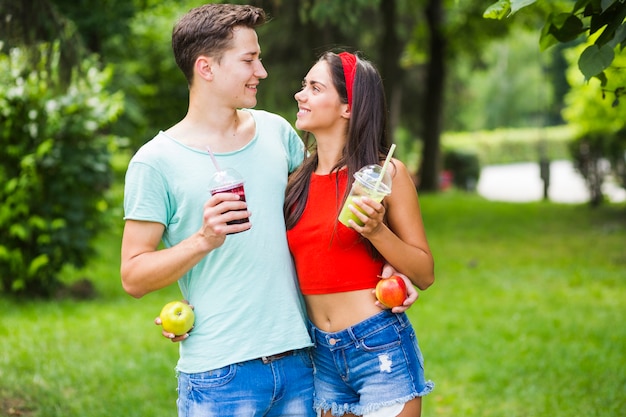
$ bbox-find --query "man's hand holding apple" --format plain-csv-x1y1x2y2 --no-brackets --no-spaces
155,300,195,342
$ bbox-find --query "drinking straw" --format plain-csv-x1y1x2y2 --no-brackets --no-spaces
375,143,396,189
206,146,222,172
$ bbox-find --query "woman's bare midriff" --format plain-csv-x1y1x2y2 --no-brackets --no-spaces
305,289,382,333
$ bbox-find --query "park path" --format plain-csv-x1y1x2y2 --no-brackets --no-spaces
476,160,626,204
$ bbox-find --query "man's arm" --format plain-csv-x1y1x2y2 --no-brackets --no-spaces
120,220,206,298
120,193,250,298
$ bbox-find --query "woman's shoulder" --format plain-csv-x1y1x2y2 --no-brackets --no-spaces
389,158,410,177
388,158,419,189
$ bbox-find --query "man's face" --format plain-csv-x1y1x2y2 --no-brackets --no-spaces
210,27,268,109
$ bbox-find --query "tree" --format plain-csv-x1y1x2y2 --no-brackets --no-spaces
0,1,124,296
0,0,84,88
485,0,626,105
417,0,446,191
485,0,626,205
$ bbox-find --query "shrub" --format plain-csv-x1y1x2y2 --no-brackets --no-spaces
443,149,481,191
0,44,124,297
569,131,626,207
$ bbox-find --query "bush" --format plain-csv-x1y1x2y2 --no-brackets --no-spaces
443,149,481,191
569,131,626,207
0,44,124,297
442,125,574,166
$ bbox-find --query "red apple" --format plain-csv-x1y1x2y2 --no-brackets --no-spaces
159,301,195,336
375,275,408,308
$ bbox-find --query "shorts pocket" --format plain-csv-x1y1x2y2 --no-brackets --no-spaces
359,324,402,352
186,364,237,389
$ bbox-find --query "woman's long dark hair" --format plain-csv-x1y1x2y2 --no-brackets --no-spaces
284,51,391,231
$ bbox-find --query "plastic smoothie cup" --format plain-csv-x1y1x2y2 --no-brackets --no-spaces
338,164,392,227
208,167,249,227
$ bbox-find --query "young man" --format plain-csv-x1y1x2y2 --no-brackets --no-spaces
120,4,314,416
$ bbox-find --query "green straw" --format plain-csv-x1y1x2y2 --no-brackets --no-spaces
375,143,396,190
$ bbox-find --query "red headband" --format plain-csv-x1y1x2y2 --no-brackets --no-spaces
339,52,357,108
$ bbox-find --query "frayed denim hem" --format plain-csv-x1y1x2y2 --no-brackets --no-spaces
314,399,352,417
314,381,435,417
419,380,435,397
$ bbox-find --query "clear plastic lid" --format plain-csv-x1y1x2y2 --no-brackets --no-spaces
354,164,392,193
208,167,244,192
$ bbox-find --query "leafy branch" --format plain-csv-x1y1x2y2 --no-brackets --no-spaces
484,0,626,86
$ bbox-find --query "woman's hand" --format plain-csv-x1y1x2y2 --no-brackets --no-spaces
376,264,419,313
347,197,386,236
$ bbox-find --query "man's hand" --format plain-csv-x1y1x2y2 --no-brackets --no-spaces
155,301,194,342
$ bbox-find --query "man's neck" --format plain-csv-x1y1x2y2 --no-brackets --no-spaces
166,105,254,153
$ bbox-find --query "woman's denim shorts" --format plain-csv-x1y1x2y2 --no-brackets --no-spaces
308,310,434,416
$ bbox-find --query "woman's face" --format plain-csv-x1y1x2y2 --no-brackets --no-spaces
294,60,349,135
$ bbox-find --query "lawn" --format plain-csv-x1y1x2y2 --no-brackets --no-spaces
1,192,624,417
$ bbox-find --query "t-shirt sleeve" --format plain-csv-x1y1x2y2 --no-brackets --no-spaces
284,123,305,174
123,160,170,226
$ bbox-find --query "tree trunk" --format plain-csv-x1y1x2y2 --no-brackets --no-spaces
418,0,446,191
379,0,404,133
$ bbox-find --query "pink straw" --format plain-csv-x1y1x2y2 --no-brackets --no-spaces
206,146,222,171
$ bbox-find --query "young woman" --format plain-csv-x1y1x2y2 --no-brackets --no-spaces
285,51,435,417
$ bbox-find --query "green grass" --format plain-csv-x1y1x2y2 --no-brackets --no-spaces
417,193,626,417
1,192,625,416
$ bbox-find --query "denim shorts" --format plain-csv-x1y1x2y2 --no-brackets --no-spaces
309,310,434,416
176,349,315,417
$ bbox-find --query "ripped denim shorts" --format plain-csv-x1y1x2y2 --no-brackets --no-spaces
308,310,434,416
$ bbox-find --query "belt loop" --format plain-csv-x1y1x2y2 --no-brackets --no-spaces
397,311,408,328
347,327,359,347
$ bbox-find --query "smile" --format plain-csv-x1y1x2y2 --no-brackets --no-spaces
297,108,310,117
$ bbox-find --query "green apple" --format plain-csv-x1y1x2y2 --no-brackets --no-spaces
159,301,195,336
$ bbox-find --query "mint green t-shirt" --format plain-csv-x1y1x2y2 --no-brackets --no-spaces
123,109,312,373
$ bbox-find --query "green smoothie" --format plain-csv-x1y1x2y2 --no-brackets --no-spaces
338,164,392,227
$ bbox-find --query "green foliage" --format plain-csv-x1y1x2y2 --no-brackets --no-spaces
445,29,556,131
562,38,626,203
442,150,481,191
483,0,537,19
483,0,626,203
0,44,124,297
563,41,626,133
443,125,573,166
485,0,626,88
297,0,379,27
109,0,196,148
0,0,86,89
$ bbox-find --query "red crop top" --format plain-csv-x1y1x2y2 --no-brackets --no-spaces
286,170,383,295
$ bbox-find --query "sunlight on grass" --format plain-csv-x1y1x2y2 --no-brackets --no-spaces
1,192,624,416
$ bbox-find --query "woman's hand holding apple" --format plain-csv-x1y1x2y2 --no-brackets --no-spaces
376,265,419,313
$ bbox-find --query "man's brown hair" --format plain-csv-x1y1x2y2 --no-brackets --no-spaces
172,4,266,85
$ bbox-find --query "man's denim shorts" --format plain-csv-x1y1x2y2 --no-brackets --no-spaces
176,349,314,417
308,310,434,416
